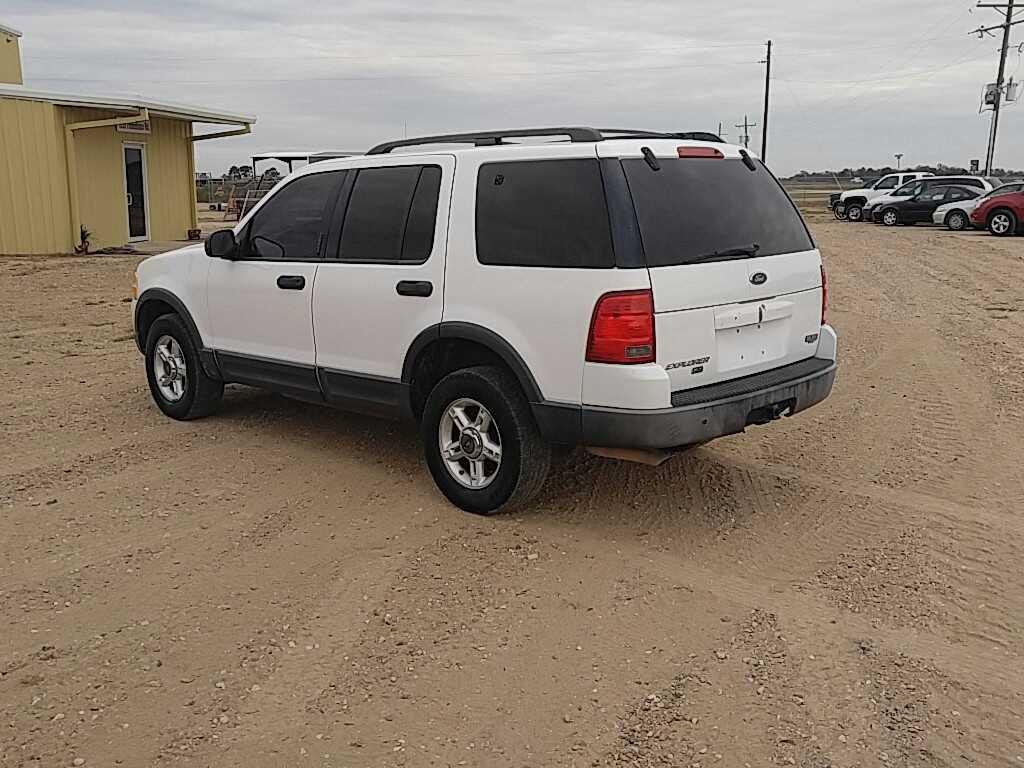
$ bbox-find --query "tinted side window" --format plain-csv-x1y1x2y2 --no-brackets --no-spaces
245,172,342,260
876,176,898,190
339,165,441,262
475,159,614,268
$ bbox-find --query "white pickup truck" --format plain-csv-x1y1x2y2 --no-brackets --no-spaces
829,172,933,222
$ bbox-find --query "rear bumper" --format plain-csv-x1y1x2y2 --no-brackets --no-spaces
574,357,836,450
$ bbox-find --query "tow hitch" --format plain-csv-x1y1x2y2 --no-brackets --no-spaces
745,398,795,427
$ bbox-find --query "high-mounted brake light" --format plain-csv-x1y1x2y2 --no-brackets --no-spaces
586,290,655,365
677,146,724,159
820,264,828,324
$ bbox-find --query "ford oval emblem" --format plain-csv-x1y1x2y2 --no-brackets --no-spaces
750,272,767,285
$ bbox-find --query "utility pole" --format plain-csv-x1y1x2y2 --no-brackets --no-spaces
735,115,757,149
972,1,1021,174
760,40,772,160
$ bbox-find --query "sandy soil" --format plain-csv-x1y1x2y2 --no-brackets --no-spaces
2,218,1024,767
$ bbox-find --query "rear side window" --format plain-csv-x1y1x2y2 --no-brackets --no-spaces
244,171,343,260
621,157,814,267
876,176,898,190
338,165,441,262
475,159,614,268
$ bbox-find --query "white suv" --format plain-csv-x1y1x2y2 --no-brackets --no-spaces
133,127,837,514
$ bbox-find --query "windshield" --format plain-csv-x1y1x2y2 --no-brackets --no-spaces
621,157,814,266
893,183,918,196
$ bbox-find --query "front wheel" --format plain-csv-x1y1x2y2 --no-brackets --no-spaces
881,208,899,227
422,366,551,515
945,210,968,231
144,313,224,420
988,209,1018,237
832,203,848,220
846,203,864,222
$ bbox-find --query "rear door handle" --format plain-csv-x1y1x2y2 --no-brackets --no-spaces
396,280,433,297
277,275,305,290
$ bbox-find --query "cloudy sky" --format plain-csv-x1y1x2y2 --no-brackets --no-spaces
6,1,1023,175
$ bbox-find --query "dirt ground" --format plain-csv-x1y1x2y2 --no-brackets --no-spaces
2,217,1024,768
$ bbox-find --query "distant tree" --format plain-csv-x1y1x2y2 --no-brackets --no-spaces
264,167,281,180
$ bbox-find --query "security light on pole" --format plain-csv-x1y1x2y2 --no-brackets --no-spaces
895,153,903,169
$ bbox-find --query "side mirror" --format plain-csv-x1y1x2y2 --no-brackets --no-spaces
205,228,238,259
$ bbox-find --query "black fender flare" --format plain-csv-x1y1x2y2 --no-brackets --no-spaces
135,288,220,378
401,322,544,403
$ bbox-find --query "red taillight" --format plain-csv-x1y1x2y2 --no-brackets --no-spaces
677,146,724,159
586,290,655,365
820,264,828,324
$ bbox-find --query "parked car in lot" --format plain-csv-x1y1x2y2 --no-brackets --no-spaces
862,175,999,223
132,127,837,514
830,172,932,222
935,181,1024,230
872,185,979,226
971,189,1024,236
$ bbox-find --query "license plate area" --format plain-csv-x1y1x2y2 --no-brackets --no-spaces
717,320,790,372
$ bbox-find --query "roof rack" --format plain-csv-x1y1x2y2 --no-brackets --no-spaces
366,127,725,155
599,128,725,143
367,127,603,155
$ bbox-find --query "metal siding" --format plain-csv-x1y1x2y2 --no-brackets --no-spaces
0,97,72,254
62,108,194,249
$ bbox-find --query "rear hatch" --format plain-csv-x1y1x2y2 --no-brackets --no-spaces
603,141,823,393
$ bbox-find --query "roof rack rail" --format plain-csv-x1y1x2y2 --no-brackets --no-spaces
367,126,604,155
599,128,725,143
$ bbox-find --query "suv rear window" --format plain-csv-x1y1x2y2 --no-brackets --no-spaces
476,159,614,268
622,157,813,267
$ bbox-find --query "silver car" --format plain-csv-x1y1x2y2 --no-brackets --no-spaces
933,181,1022,230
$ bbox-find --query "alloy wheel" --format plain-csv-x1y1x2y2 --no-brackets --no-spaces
438,398,502,489
153,334,187,402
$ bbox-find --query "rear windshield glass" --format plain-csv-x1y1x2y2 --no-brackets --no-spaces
622,157,813,267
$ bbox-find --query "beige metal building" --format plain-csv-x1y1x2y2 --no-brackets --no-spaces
0,23,254,254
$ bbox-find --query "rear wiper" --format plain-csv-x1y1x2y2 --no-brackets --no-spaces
691,243,760,262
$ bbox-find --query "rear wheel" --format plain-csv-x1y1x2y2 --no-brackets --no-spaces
421,366,551,515
144,313,223,420
846,203,864,222
945,210,968,231
881,208,899,227
988,209,1017,236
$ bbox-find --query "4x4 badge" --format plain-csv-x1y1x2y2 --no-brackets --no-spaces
750,272,767,285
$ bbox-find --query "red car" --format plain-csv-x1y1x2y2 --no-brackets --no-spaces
971,190,1024,236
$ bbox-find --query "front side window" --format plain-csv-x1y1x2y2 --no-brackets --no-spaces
338,165,442,262
947,187,976,201
243,171,343,260
875,176,898,190
475,159,614,268
893,182,918,196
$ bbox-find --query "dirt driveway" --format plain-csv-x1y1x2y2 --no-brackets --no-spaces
2,219,1023,767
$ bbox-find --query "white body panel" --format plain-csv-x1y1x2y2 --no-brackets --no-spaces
135,244,212,340
206,259,319,364
311,154,455,378
441,143,651,405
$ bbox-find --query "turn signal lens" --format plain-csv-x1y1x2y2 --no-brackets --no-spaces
586,290,655,365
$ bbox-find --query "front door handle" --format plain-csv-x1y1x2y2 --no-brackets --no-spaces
396,280,433,297
277,275,305,290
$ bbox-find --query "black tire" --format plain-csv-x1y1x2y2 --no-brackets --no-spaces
945,210,968,231
846,203,864,222
421,365,551,515
987,209,1018,237
881,208,900,227
144,313,223,420
832,203,847,221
